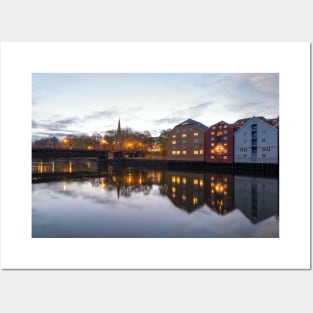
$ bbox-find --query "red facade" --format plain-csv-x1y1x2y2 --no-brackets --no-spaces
204,122,234,163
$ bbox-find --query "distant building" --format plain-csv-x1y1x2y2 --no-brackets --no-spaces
204,121,234,163
167,119,208,162
234,116,278,164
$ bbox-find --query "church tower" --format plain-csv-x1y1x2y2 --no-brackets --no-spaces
117,118,121,137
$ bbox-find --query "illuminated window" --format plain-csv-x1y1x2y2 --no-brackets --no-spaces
193,197,198,205
194,132,199,136
199,149,203,154
176,150,181,155
172,193,176,198
171,176,176,183
182,150,187,155
176,177,181,184
182,133,187,138
223,156,228,159
211,156,214,159
211,149,214,153
182,195,187,201
211,137,214,141
172,134,176,138
213,126,216,130
224,125,227,128
211,143,215,147
193,179,199,185
193,150,199,155
172,187,176,193
182,177,187,184
172,151,176,155
199,179,203,187
172,140,176,144
211,131,215,135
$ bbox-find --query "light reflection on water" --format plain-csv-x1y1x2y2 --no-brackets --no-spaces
32,160,279,238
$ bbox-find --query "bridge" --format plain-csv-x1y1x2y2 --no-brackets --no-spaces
32,148,110,160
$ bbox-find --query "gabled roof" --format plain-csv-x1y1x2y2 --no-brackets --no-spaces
176,119,208,131
234,116,278,135
210,120,233,128
232,116,273,129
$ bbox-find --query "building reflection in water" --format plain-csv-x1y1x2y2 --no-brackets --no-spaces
204,172,235,215
234,175,279,224
166,171,205,213
90,167,164,198
32,161,278,224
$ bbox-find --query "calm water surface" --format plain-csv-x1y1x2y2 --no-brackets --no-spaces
32,160,279,238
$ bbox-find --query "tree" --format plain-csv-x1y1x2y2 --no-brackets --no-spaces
159,129,172,158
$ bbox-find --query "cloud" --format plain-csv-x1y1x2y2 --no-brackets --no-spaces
189,101,214,114
152,116,183,125
82,110,116,121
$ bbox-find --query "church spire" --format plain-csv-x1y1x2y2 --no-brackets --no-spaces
117,118,121,136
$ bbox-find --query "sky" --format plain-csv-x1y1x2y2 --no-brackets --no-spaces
32,73,279,140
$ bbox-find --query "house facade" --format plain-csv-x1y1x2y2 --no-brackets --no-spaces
167,119,208,162
204,121,234,163
234,117,278,164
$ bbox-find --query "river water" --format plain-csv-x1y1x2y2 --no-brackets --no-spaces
32,160,279,238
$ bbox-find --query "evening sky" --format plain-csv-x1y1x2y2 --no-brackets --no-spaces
32,73,279,140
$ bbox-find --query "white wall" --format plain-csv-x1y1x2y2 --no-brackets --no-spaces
234,117,278,164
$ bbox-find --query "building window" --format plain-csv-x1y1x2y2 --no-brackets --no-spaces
194,138,199,143
223,136,227,140
176,129,180,133
212,126,216,130
224,125,227,128
223,156,228,160
182,133,187,138
182,177,187,184
172,134,176,138
172,151,176,155
199,149,203,154
211,149,214,153
172,140,176,144
262,154,266,158
223,130,228,134
176,150,181,155
211,131,215,135
262,138,266,142
211,156,215,159
182,139,186,144
194,132,199,136
211,143,215,146
211,137,214,141
182,150,187,155
182,195,187,201
193,150,199,155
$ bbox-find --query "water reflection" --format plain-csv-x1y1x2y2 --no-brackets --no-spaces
32,160,98,174
32,161,279,237
166,171,204,213
234,176,279,224
204,173,235,215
